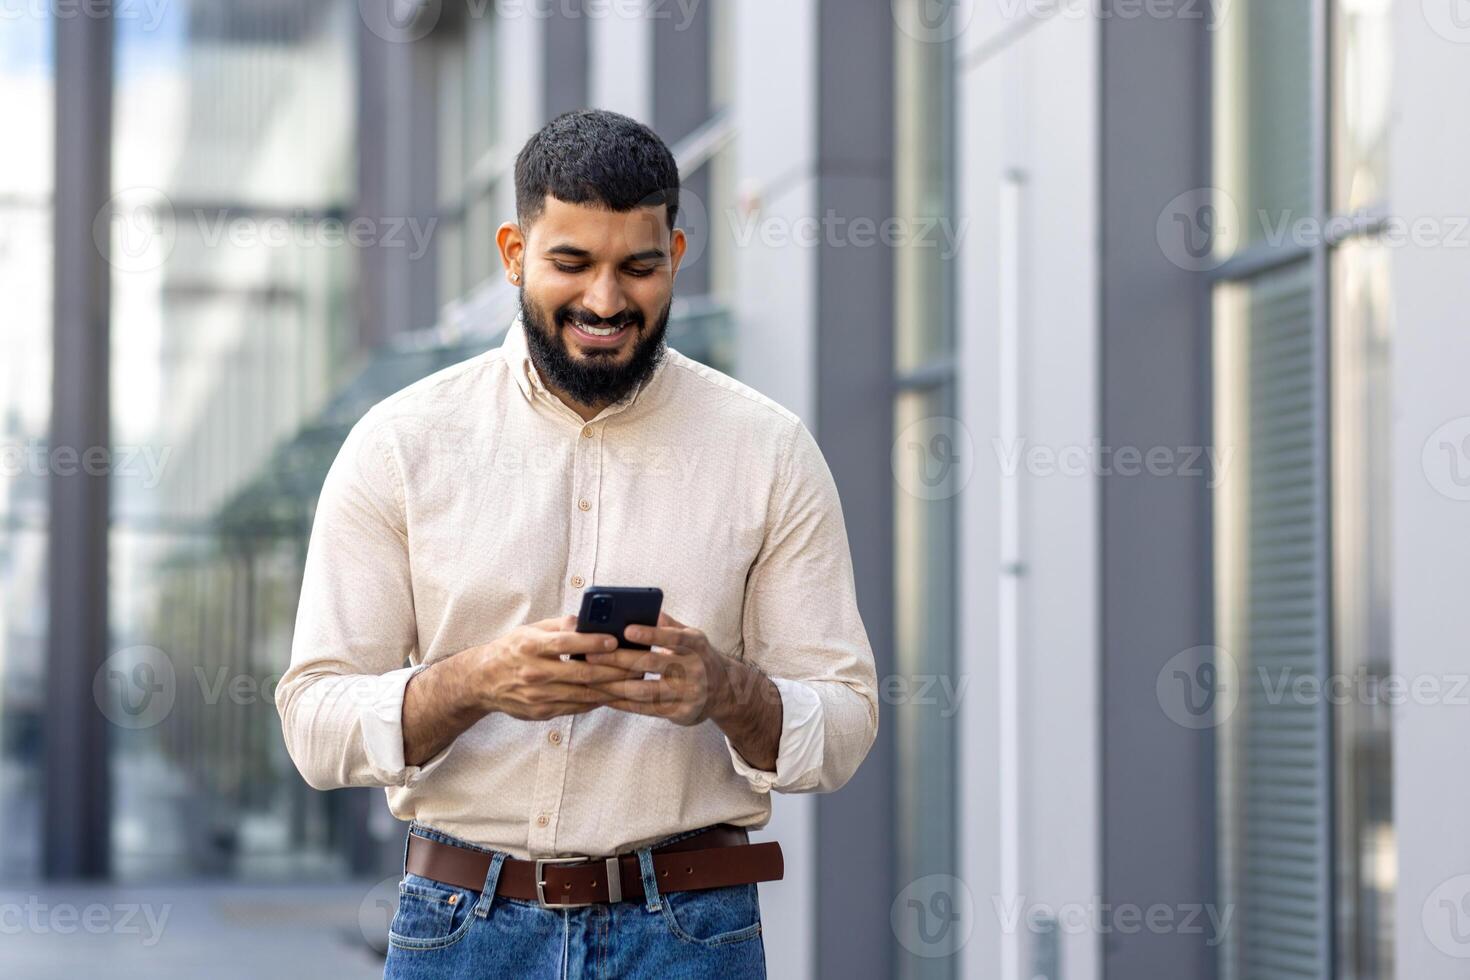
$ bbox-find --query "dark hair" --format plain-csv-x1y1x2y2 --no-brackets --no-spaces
514,109,680,230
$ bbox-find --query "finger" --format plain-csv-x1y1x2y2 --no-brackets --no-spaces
583,648,679,674
528,614,577,632
591,679,678,703
547,660,650,684
622,623,694,649
527,701,607,719
657,611,686,629
518,682,618,704
536,630,620,656
601,698,674,718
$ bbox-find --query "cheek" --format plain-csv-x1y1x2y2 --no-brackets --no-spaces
626,279,672,319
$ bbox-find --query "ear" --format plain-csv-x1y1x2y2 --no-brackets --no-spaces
668,227,688,281
496,221,526,284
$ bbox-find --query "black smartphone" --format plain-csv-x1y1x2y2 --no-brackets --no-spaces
574,586,664,655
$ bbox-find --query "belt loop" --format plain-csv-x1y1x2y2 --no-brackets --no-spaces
636,847,662,913
400,826,415,877
473,851,508,919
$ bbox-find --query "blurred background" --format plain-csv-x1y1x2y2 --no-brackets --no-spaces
2,0,1468,977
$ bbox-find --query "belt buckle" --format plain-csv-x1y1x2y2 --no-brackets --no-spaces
535,856,595,909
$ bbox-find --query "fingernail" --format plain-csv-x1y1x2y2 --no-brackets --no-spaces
605,637,616,649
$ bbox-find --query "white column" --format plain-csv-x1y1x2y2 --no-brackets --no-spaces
728,3,819,979
957,11,1101,980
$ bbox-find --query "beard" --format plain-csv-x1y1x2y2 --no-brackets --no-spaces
519,287,671,408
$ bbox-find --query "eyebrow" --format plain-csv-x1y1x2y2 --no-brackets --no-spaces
544,244,667,263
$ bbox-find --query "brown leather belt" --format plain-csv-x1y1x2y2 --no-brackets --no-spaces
405,825,784,909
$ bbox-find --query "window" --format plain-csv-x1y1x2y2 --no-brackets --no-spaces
105,0,360,878
436,8,501,308
893,4,958,977
1212,1,1393,976
0,10,53,880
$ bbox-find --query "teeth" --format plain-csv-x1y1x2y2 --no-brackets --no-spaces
579,323,623,337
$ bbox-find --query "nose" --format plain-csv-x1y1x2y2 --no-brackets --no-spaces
581,266,627,321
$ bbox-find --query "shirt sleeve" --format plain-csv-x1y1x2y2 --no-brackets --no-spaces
275,410,451,791
733,418,880,794
725,676,826,793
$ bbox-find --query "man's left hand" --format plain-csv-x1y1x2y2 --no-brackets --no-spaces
583,612,734,725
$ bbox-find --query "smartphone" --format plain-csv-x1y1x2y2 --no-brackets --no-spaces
574,586,664,656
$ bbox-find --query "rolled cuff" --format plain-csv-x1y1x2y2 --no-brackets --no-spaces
362,663,453,787
726,677,825,793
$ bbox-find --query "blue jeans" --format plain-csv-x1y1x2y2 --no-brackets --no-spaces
383,823,767,979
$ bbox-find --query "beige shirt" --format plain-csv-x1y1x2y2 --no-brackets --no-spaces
276,315,878,859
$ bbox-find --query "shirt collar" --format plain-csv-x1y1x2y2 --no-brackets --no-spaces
498,310,667,420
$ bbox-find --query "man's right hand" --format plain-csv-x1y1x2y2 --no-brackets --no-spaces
401,614,643,767
469,614,642,720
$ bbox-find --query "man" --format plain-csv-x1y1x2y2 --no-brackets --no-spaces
277,109,878,979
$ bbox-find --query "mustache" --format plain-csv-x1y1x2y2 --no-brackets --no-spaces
557,307,643,330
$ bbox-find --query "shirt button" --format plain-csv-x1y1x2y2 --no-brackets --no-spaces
571,575,584,588
578,498,591,512
548,731,562,745
581,425,593,438
536,814,549,828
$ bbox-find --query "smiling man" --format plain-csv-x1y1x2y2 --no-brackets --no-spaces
277,109,878,979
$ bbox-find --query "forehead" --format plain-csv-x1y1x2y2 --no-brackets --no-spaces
529,196,670,256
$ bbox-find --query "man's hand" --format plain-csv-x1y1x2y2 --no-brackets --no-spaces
584,613,785,772
471,615,639,720
402,615,642,766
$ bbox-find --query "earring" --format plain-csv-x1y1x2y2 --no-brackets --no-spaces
509,271,520,283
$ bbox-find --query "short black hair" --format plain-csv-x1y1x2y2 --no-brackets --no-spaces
514,109,680,230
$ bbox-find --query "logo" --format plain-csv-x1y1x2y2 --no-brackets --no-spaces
893,874,975,958
1423,417,1470,501
1156,645,1240,730
892,0,976,44
93,188,176,274
1424,0,1470,44
359,875,403,955
1424,874,1470,957
359,0,442,43
1156,187,1239,272
893,416,975,501
93,646,177,730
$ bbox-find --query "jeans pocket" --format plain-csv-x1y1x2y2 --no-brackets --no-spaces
659,883,763,947
388,874,478,951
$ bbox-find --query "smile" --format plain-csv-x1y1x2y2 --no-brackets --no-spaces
567,320,634,347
